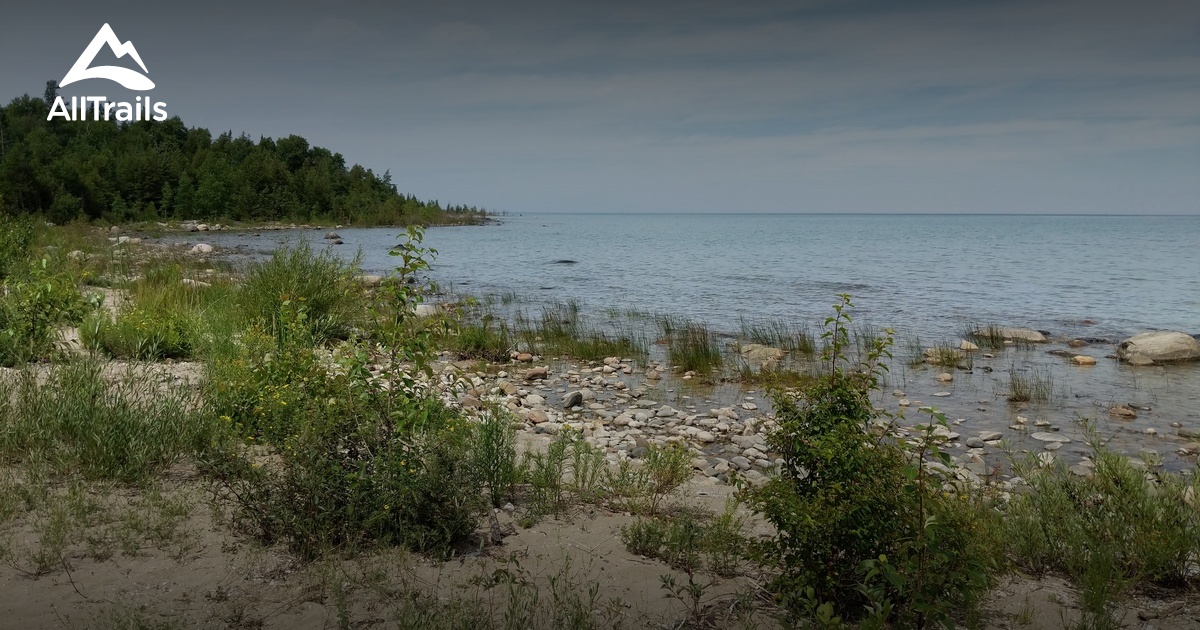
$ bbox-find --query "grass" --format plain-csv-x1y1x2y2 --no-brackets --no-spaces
738,317,815,355
660,317,723,374
1004,420,1200,624
1006,365,1054,402
621,500,749,577
966,323,1008,350
0,360,213,482
238,240,364,342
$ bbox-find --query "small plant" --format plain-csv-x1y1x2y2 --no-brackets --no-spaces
967,323,1008,350
475,409,519,508
238,240,363,342
1006,365,1054,402
662,319,722,375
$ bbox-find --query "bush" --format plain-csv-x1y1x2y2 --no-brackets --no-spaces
621,500,749,577
238,241,363,342
0,360,213,482
0,214,34,280
661,318,722,374
0,255,86,366
1004,423,1200,621
743,295,997,627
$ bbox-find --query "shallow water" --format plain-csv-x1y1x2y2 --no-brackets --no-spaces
171,213,1200,470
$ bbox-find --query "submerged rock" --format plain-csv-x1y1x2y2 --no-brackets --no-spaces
189,243,214,254
1117,331,1200,365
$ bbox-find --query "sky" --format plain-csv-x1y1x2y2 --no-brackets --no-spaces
2,0,1198,214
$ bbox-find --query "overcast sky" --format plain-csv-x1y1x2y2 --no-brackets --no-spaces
3,0,1198,214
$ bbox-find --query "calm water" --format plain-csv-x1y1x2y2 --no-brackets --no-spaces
198,213,1200,341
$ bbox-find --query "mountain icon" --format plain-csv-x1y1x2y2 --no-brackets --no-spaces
59,23,155,91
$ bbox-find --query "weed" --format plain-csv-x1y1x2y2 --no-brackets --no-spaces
1006,365,1054,402
662,319,722,375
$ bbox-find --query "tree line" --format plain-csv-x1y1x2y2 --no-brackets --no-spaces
0,86,487,226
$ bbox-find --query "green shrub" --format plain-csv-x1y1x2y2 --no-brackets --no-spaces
1005,423,1200,620
238,241,363,342
475,409,519,508
0,214,34,280
0,256,86,365
743,295,998,627
0,360,213,482
450,319,514,362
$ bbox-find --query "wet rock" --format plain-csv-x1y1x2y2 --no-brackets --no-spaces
562,391,583,408
1031,432,1070,443
1068,339,1089,348
325,231,341,239
740,344,785,363
524,367,549,381
960,340,979,351
936,372,953,382
973,327,1047,343
965,436,985,448
1178,427,1200,439
1071,355,1097,366
1108,404,1138,420
979,431,1002,441
1117,331,1200,365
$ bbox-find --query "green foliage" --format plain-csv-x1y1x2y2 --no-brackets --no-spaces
743,295,998,627
205,227,488,558
238,241,364,343
621,501,749,577
0,253,86,365
0,93,486,225
0,360,213,482
0,213,34,279
660,317,722,375
739,316,816,355
82,264,235,360
451,318,514,362
1006,365,1054,403
475,409,519,508
1005,422,1200,619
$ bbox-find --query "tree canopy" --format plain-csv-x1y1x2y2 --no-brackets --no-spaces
0,92,487,226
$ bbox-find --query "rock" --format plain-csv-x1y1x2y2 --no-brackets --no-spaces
933,392,951,397
898,398,911,407
1108,404,1138,420
413,304,439,317
562,391,584,408
325,231,341,239
1031,432,1070,443
1178,427,1200,439
979,431,1002,441
998,327,1048,343
181,278,211,288
936,372,953,382
965,437,985,448
523,394,545,406
1068,339,1089,348
67,250,86,260
516,353,534,363
740,344,785,363
109,225,121,235
1071,355,1097,366
960,340,979,351
189,243,214,254
524,367,549,381
1117,331,1200,365
526,409,549,424
357,274,383,287
459,395,481,409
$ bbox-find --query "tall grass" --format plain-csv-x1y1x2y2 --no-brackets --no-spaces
1006,365,1054,402
0,360,214,482
660,317,722,374
738,317,815,355
238,241,364,342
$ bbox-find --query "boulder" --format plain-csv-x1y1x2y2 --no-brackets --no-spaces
413,304,439,317
1117,331,1200,365
325,231,341,239
189,243,214,255
1071,355,1097,366
991,327,1047,343
740,344,785,365
959,340,979,351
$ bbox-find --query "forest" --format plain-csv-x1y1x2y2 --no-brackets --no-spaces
0,85,487,226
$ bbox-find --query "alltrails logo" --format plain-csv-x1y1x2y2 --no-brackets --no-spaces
47,23,169,122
